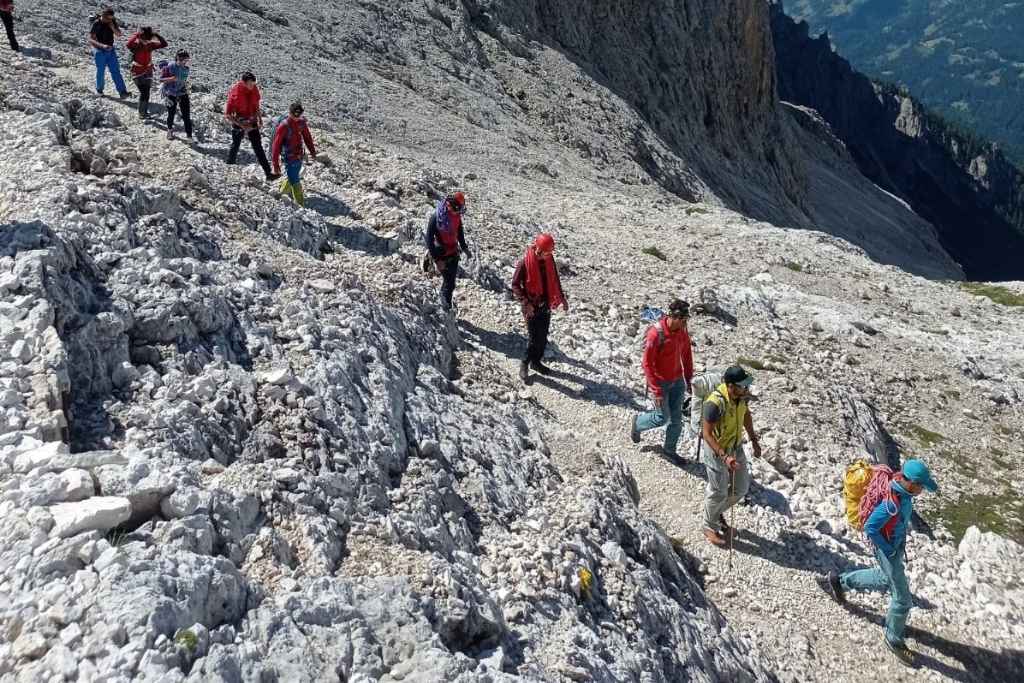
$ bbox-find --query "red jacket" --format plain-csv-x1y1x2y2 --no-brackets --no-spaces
642,318,693,398
225,82,262,123
126,32,168,77
270,117,317,171
0,1,14,13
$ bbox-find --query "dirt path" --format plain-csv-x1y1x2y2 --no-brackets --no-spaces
454,287,1007,683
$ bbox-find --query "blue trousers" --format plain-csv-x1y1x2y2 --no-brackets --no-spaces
841,546,912,645
285,160,302,185
94,49,127,94
635,379,687,455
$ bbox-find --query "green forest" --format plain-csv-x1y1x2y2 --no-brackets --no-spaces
788,0,1024,163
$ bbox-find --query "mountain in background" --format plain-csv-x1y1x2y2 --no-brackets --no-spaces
786,0,1024,163
771,3,1024,281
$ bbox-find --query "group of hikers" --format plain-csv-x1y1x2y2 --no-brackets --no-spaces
82,8,319,203
3,2,941,670
426,193,939,667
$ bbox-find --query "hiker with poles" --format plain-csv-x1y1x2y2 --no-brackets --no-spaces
511,233,568,384
629,299,694,459
88,8,130,98
699,365,761,547
224,71,279,180
126,26,167,119
424,191,470,312
1,0,18,52
159,50,192,141
270,102,318,207
826,459,939,667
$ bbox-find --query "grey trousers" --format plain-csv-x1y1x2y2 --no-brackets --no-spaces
702,441,751,533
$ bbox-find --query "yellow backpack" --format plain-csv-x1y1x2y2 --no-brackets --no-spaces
842,460,874,530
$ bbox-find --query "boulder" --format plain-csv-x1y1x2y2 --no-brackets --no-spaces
49,497,131,538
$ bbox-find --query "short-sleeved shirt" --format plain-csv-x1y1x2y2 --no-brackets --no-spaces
90,20,116,46
703,401,722,423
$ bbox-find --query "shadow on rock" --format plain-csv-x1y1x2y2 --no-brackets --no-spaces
305,194,353,218
842,602,1024,682
536,368,643,411
730,528,851,575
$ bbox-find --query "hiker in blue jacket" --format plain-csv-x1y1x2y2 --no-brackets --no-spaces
823,459,938,668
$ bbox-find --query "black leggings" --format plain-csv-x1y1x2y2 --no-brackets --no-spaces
134,75,151,115
1,10,17,52
525,307,552,363
439,255,459,309
228,126,273,176
166,94,192,137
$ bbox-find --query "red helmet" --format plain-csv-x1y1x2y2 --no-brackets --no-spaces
534,233,555,252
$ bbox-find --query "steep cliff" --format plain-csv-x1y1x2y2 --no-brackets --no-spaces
771,1,1024,281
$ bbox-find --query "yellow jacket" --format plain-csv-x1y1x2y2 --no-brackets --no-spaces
705,383,748,451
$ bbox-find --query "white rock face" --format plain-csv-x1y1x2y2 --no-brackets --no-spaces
56,469,94,503
48,497,132,538
0,2,1021,682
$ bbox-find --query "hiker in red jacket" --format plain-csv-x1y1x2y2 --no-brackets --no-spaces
424,192,470,311
629,299,694,459
224,71,278,180
125,27,167,119
1,0,18,52
271,102,317,206
511,233,568,383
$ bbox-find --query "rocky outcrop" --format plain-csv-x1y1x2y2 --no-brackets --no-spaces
0,44,772,681
481,0,806,221
770,2,1024,281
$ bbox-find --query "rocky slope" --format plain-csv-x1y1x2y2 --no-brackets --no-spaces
771,2,1024,282
0,46,774,682
0,1,1022,682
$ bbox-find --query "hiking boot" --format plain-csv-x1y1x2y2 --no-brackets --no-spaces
530,361,552,376
266,172,283,181
824,571,846,606
118,90,130,100
629,415,640,444
519,361,529,383
166,131,174,140
703,528,727,548
884,637,915,668
96,89,104,97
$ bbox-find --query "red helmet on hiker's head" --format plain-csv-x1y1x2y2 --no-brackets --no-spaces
534,233,555,253
449,191,466,213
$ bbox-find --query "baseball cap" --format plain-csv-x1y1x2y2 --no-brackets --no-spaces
668,299,690,318
723,365,753,389
902,459,938,492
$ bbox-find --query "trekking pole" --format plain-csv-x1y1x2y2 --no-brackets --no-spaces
728,467,736,573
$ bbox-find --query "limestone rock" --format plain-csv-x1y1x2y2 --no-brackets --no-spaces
49,497,131,538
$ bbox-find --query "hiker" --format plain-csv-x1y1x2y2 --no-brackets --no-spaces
511,233,568,383
700,365,761,547
224,71,279,180
825,459,939,667
126,27,167,119
88,8,129,98
424,192,470,311
1,0,18,52
629,299,694,458
271,102,317,206
160,50,192,140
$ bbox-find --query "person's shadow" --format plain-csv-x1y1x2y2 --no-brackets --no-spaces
531,367,643,411
730,527,852,575
842,602,1024,681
